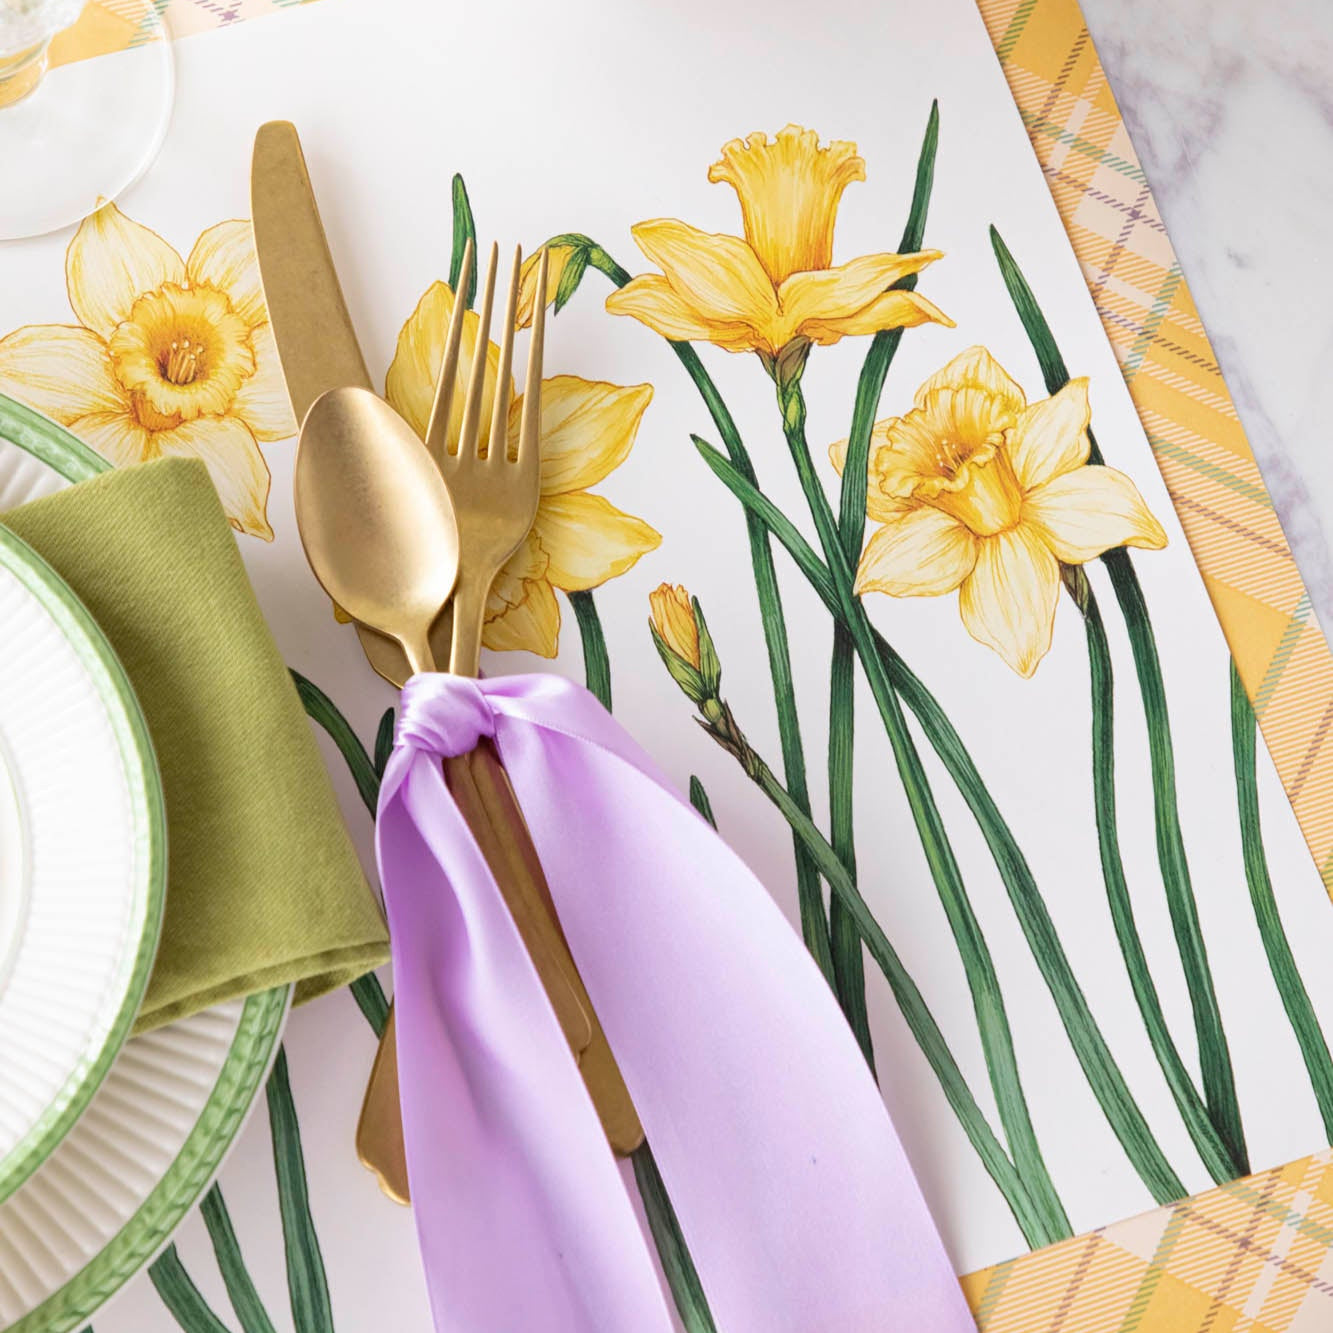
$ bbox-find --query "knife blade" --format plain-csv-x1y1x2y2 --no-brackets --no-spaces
251,121,374,424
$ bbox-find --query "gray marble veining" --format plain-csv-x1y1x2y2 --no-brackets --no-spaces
1081,0,1333,633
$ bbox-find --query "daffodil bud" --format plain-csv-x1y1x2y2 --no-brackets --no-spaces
516,241,587,327
650,583,701,670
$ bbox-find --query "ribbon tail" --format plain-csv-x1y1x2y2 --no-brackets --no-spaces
492,696,976,1333
376,745,675,1333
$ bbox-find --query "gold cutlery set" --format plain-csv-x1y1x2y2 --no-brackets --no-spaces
251,121,642,1204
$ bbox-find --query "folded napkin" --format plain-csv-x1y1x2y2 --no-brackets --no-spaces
4,457,388,1030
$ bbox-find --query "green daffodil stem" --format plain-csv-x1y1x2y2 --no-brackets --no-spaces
632,1146,718,1333
1231,660,1333,1140
582,247,836,986
1067,567,1239,1184
825,100,944,1072
992,225,1247,1174
687,680,1051,1246
775,376,1070,1241
149,1246,232,1333
694,432,1187,1206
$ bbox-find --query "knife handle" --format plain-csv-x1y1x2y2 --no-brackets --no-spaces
355,742,644,1205
468,741,644,1156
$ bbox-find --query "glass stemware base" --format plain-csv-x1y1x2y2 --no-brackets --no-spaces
0,0,174,241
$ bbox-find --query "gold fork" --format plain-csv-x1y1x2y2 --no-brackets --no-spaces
435,243,642,1154
356,243,643,1204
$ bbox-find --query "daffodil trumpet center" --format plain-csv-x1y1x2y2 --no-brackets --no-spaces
908,430,1023,537
108,282,255,432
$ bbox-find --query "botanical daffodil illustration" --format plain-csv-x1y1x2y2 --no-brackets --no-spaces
0,202,291,539
386,279,659,657
606,124,952,374
833,345,1168,676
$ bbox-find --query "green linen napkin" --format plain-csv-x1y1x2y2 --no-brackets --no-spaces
4,456,389,1031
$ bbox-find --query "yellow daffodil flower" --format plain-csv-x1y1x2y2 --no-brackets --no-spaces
386,279,660,657
833,345,1167,677
0,202,291,539
649,583,701,670
607,124,952,365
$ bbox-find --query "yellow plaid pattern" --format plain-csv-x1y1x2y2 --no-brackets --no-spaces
964,1,1333,1326
45,0,1333,1324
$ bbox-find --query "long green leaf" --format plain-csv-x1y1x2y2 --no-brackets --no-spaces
292,669,378,816
267,1047,334,1333
569,589,612,710
449,174,478,308
373,707,395,779
149,1246,233,1333
1231,660,1333,1138
778,379,1068,1241
1074,569,1236,1185
586,248,835,987
632,1146,717,1333
200,1186,279,1333
992,224,1247,1173
697,434,1188,1203
689,775,717,828
351,971,389,1039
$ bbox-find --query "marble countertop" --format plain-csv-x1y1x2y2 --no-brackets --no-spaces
1082,0,1333,631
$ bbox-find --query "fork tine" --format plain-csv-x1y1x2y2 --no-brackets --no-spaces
487,245,522,466
457,242,499,460
425,237,474,464
516,248,549,473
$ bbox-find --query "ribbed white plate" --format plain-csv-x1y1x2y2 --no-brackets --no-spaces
0,528,166,1204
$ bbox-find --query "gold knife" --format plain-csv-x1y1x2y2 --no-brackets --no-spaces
251,123,640,1202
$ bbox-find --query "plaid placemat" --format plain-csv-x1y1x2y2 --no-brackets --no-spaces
963,1,1333,1326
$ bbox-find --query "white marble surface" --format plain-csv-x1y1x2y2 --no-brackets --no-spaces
1082,0,1333,632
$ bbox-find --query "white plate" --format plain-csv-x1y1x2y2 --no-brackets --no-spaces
0,397,291,1332
0,523,166,1203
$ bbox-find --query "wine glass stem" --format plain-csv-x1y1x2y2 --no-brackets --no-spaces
0,40,49,110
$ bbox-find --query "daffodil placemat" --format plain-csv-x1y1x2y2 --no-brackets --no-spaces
6,0,1333,1329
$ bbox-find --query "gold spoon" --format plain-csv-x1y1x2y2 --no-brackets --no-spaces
293,384,597,1201
295,386,458,677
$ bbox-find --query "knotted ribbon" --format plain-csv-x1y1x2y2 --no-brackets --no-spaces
377,672,974,1333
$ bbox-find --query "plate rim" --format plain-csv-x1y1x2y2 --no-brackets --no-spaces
7,986,292,1333
0,522,168,1203
0,393,292,1330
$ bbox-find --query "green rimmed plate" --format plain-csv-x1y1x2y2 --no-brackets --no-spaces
0,525,166,1204
0,395,292,1332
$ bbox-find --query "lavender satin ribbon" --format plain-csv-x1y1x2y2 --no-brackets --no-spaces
377,672,974,1333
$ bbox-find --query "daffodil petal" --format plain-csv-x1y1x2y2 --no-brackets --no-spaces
532,491,661,592
605,276,757,351
777,250,942,328
1025,463,1168,562
231,323,296,442
628,219,778,329
187,219,266,328
488,529,551,621
1009,378,1092,490
483,578,560,657
0,324,124,424
69,410,153,468
155,415,274,541
855,509,977,598
829,423,911,523
508,376,652,496
385,280,506,449
913,345,1026,417
797,289,954,347
67,203,185,340
958,526,1060,677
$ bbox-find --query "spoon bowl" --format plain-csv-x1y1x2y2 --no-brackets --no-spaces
295,386,460,675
